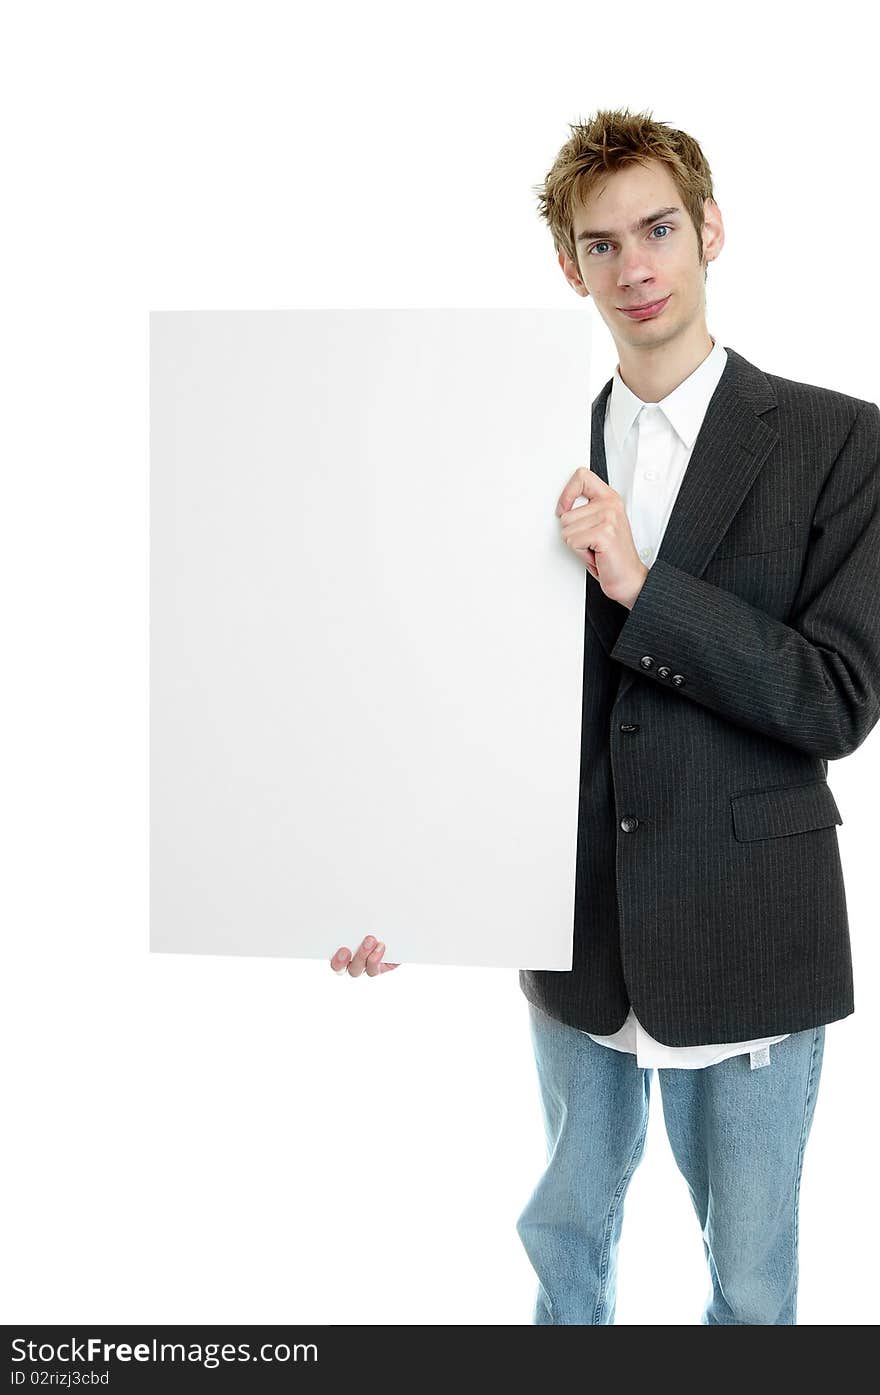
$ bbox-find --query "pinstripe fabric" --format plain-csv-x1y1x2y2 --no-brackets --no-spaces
519,345,880,1046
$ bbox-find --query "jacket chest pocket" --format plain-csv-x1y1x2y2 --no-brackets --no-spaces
730,779,843,841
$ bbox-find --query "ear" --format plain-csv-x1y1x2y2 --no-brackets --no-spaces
701,198,725,264
558,247,590,299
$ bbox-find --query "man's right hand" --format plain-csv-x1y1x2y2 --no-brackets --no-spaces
330,935,400,977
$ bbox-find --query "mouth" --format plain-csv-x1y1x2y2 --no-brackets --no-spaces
618,295,671,321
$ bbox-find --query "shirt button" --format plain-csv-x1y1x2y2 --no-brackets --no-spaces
643,469,658,480
639,546,652,560
620,815,640,833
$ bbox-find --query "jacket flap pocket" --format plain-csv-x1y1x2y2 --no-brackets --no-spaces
731,779,843,842
713,518,803,560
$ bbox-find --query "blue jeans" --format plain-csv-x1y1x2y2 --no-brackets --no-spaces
516,1001,825,1324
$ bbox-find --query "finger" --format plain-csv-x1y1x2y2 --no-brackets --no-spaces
563,521,600,573
563,516,595,547
347,934,377,977
331,947,352,974
379,962,400,972
563,512,613,551
365,942,386,977
556,468,600,517
555,474,582,517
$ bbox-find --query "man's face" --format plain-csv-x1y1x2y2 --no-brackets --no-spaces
563,158,722,352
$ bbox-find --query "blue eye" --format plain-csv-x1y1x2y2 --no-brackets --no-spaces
588,224,673,256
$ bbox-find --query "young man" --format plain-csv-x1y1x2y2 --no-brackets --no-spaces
331,109,880,1324
513,108,880,1325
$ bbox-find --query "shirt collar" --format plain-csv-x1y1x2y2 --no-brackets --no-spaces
607,336,727,452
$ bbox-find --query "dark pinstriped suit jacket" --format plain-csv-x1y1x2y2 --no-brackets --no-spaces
519,346,880,1046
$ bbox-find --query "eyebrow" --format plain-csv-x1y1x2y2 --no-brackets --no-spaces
575,206,681,242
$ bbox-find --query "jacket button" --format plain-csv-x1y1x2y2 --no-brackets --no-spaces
639,655,655,669
657,665,671,680
619,722,640,733
620,815,639,832
671,673,685,686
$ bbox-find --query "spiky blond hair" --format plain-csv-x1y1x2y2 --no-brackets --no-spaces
534,107,716,277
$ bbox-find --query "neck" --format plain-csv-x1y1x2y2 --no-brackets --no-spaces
616,324,715,404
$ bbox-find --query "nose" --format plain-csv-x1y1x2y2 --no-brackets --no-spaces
618,268,656,291
617,254,658,288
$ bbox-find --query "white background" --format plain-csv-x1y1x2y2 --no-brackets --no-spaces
2,0,877,1325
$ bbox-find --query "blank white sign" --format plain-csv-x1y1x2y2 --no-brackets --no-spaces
150,309,592,968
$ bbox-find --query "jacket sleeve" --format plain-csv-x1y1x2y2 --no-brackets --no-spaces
608,399,880,760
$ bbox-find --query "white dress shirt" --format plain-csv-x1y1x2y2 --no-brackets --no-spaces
582,336,790,1070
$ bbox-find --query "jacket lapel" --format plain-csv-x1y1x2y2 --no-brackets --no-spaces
585,345,779,703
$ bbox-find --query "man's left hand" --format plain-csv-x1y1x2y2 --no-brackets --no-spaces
557,467,649,610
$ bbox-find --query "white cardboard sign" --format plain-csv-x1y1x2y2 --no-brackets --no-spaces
150,309,592,968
